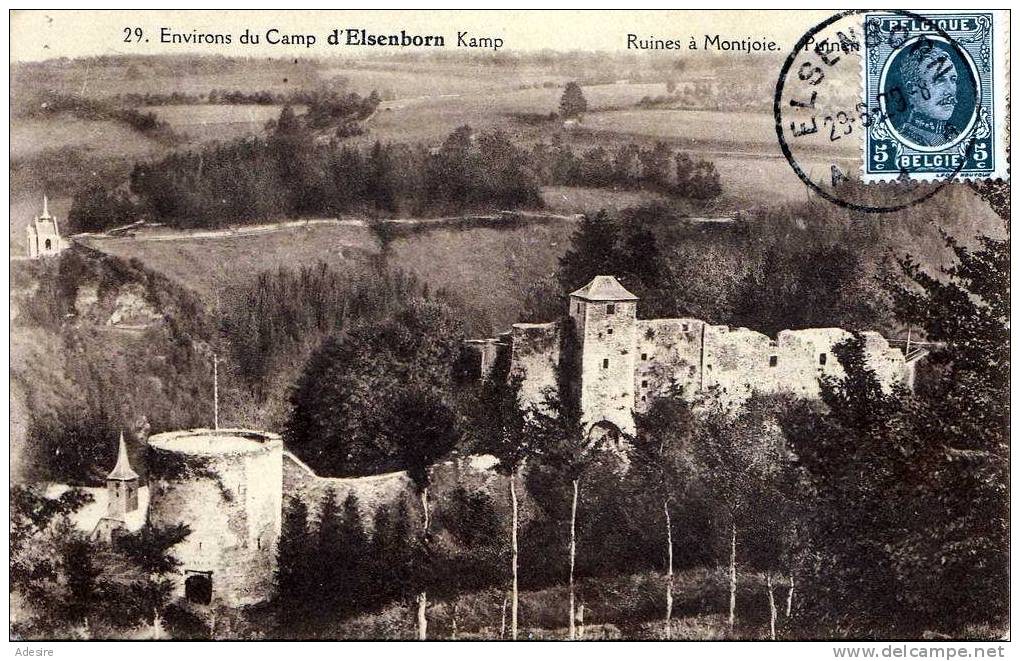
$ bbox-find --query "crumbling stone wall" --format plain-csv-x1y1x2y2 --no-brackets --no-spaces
147,430,282,608
510,322,561,416
282,451,414,525
282,452,506,528
703,325,778,403
634,318,705,412
505,305,910,423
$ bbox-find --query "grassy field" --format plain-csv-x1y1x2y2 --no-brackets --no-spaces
388,218,574,333
11,117,164,163
359,81,676,146
540,185,667,215
148,103,298,142
584,109,781,150
321,65,537,98
76,214,576,335
11,59,323,98
79,222,379,300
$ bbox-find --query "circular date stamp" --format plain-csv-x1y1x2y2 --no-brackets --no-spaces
774,9,1008,213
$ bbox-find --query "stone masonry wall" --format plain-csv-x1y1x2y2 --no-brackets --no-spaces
510,322,561,416
510,312,910,423
634,318,705,413
282,452,507,528
147,443,282,608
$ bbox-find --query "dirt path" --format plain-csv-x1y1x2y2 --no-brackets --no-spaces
71,211,580,245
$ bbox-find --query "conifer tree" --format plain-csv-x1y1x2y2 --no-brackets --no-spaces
559,82,588,120
316,488,342,600
557,210,620,292
277,498,312,603
336,493,369,608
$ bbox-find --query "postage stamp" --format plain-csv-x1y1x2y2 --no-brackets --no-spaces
862,11,1009,182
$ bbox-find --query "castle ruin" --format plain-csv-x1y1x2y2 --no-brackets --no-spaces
468,275,921,435
44,275,923,612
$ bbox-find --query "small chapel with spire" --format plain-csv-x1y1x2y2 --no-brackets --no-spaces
26,196,68,259
90,433,147,542
107,432,140,517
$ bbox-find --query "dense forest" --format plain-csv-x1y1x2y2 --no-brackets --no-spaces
67,95,721,233
11,248,215,485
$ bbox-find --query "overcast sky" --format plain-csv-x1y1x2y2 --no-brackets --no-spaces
11,10,832,62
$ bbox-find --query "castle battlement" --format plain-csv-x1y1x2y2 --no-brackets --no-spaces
469,275,919,435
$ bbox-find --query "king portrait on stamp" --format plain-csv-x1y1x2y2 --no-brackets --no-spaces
863,11,1008,181
890,41,962,148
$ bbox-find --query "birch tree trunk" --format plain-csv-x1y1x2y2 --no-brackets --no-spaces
417,592,428,640
417,487,430,641
664,499,674,640
786,572,795,619
568,478,579,641
728,520,737,633
510,474,520,640
766,571,777,641
500,594,508,639
420,487,430,533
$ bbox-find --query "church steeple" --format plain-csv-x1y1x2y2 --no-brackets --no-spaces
108,432,139,481
106,433,139,517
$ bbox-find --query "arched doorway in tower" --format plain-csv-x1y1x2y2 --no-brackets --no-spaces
44,239,52,250
585,420,623,452
185,571,213,605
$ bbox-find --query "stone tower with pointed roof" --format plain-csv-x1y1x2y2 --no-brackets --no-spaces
568,275,640,435
107,432,140,518
26,196,67,259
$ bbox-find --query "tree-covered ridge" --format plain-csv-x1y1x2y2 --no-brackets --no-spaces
547,205,895,334
69,114,545,232
12,249,215,485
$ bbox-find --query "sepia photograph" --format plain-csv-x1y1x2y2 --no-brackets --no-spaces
7,8,1011,647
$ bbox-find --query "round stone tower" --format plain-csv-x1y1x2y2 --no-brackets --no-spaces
147,428,283,608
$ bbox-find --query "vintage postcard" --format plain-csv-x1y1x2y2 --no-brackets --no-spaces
7,8,1011,651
